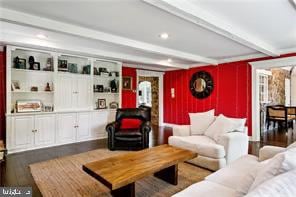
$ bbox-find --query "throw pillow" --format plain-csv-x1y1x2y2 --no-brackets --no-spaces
245,169,296,197
204,114,240,141
236,159,271,195
189,109,215,135
120,119,142,129
249,148,296,192
226,116,246,132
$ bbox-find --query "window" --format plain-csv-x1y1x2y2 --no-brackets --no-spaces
138,81,152,107
259,74,269,103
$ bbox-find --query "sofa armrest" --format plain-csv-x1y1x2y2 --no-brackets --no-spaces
106,122,117,134
172,125,190,136
140,121,152,134
259,146,286,161
217,132,249,164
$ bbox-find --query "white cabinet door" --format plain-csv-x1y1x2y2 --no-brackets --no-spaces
11,116,34,150
108,110,117,123
76,76,91,110
91,111,108,138
57,113,76,144
56,74,74,110
34,115,55,147
77,112,91,140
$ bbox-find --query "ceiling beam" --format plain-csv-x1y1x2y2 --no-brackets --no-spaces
143,0,280,57
0,7,217,65
0,25,189,69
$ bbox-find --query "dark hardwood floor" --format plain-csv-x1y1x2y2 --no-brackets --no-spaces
1,125,295,196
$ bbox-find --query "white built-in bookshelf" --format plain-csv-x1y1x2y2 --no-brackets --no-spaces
6,45,122,153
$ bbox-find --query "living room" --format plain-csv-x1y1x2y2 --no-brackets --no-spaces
0,0,296,196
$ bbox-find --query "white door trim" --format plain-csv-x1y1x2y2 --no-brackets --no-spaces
136,69,164,126
250,56,296,141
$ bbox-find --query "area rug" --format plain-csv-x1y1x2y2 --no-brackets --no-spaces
30,148,211,197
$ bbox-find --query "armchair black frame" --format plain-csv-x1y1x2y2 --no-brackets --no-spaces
106,107,152,151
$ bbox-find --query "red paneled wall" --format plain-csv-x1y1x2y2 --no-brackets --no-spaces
0,50,6,140
164,64,250,124
121,66,137,108
164,53,296,136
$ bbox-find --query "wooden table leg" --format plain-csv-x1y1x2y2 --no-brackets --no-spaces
154,164,178,185
111,182,135,197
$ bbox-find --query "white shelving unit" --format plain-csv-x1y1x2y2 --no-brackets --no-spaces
5,45,122,153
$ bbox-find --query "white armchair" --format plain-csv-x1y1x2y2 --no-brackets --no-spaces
169,125,249,171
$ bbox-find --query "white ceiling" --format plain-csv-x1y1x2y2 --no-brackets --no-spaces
0,0,295,70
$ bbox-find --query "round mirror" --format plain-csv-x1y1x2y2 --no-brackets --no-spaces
190,71,214,99
193,78,206,92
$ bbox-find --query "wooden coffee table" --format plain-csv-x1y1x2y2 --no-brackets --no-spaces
83,144,197,197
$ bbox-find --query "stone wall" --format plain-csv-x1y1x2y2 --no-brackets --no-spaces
268,68,291,105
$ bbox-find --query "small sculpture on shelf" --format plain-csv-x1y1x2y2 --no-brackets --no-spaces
82,65,91,75
31,86,38,92
110,79,118,93
45,83,51,92
28,56,35,70
94,67,99,75
109,102,118,109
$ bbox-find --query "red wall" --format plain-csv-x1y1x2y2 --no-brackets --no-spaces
121,66,137,108
164,53,296,136
0,50,6,141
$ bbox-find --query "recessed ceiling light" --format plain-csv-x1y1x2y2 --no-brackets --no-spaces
159,33,169,40
36,34,48,39
167,58,172,63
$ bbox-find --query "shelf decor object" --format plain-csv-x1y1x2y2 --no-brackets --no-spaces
109,102,118,109
13,56,26,69
97,99,107,109
58,60,68,72
16,100,42,113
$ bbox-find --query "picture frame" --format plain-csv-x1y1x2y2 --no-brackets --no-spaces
14,57,26,69
16,100,42,113
97,99,106,109
33,62,41,70
122,76,132,90
11,80,21,91
58,60,68,72
68,63,78,73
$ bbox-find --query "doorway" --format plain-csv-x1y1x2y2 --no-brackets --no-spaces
136,69,164,126
251,56,296,142
138,76,159,125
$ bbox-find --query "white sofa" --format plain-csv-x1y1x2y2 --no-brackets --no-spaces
169,124,249,171
173,143,296,197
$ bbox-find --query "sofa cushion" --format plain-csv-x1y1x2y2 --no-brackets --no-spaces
172,180,239,197
249,148,296,192
189,109,215,135
204,114,238,141
245,169,296,197
169,135,225,159
206,154,259,191
287,141,296,150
